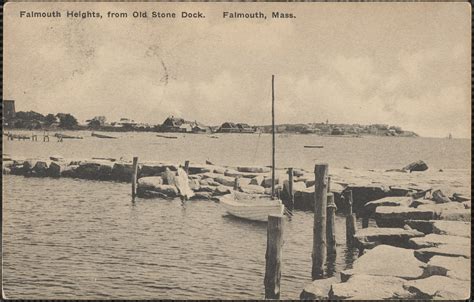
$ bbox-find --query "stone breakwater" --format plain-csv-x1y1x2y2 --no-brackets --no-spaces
301,194,471,300
2,155,470,214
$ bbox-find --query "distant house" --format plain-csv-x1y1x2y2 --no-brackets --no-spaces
192,122,211,134
217,122,240,133
236,123,255,133
160,116,187,132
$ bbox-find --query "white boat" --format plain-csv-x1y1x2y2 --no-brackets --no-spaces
219,75,285,222
220,192,284,222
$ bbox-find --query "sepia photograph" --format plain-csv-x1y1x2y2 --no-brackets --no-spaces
2,1,471,300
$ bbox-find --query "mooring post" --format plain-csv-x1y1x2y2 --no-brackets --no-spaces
312,163,328,280
288,168,294,211
345,190,357,246
184,160,190,175
264,214,284,300
362,216,369,228
327,193,337,256
131,156,139,201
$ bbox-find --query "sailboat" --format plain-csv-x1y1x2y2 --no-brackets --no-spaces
220,75,285,222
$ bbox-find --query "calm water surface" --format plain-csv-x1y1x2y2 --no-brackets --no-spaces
3,176,359,299
2,133,470,299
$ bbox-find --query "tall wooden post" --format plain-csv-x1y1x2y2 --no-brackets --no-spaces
287,168,294,211
345,190,357,246
312,163,328,280
131,157,139,201
327,193,337,256
264,214,284,300
233,177,239,191
184,160,190,174
271,75,276,199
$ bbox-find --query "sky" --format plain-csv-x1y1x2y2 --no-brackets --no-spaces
4,2,471,138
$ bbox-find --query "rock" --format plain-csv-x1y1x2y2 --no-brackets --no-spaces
350,245,426,280
239,184,265,194
161,168,177,185
190,191,213,200
282,179,307,195
199,178,219,187
3,167,11,175
409,234,470,249
438,208,470,221
214,185,231,196
404,220,434,234
214,175,236,187
75,161,102,180
403,160,428,172
140,190,170,199
414,244,470,262
188,179,200,191
329,274,413,299
403,276,470,299
262,175,282,188
342,185,390,211
138,183,178,197
60,165,78,178
196,185,215,193
364,196,413,215
111,162,134,182
410,198,437,208
31,160,51,176
49,155,64,161
139,162,178,177
47,161,67,177
138,176,164,189
451,193,470,202
249,175,265,186
224,169,261,179
432,220,470,238
213,167,226,174
430,189,452,203
425,256,470,281
187,164,212,175
237,177,251,187
237,166,271,173
375,206,435,227
10,163,25,175
353,227,424,249
294,186,316,211
300,276,338,300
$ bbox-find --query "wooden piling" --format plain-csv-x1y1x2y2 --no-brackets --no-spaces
233,177,239,191
287,168,294,211
184,160,190,174
345,190,357,246
326,193,337,256
312,163,328,280
264,214,284,300
131,156,139,201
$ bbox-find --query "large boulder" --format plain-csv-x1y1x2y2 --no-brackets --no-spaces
60,165,78,178
199,178,220,187
139,162,178,177
300,276,338,300
432,220,470,238
214,175,236,187
249,175,265,186
214,186,231,196
224,169,261,179
329,274,413,299
138,176,163,189
47,161,68,177
353,227,424,249
364,196,413,216
187,164,212,175
403,160,428,172
349,245,426,280
430,189,452,203
375,206,435,227
404,220,434,234
137,183,178,198
414,244,470,262
409,234,470,249
403,276,470,299
342,185,390,212
32,160,51,176
111,161,135,182
425,256,470,281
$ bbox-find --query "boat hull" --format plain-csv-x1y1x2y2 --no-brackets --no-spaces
220,193,284,222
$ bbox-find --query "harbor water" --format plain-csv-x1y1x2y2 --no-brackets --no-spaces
2,132,470,299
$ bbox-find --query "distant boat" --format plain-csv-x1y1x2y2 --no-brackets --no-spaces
156,134,178,139
208,135,219,139
91,132,117,139
54,133,83,139
304,145,324,148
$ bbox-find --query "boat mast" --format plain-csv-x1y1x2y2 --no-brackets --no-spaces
271,75,275,199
